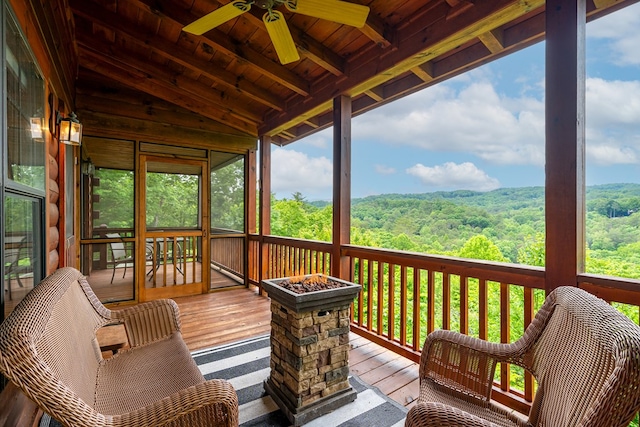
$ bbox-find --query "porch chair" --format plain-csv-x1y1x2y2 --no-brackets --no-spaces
0,267,238,427
106,233,134,284
405,286,640,427
4,236,30,297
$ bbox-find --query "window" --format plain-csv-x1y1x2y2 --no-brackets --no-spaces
4,5,45,191
211,152,245,233
2,3,46,321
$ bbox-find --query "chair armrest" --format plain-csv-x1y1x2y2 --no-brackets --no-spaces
420,329,525,402
112,379,238,427
111,299,181,347
405,402,501,427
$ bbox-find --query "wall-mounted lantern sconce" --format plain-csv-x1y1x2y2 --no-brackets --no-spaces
30,117,43,141
57,111,83,146
82,158,95,176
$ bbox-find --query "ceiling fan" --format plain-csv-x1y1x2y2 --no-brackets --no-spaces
182,0,370,65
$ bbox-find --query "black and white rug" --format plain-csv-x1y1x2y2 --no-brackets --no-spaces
41,334,407,426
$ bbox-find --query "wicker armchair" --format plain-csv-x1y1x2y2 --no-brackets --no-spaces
405,286,640,427
0,267,238,427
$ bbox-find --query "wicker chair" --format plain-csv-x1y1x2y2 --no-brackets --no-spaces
0,267,238,427
405,286,640,427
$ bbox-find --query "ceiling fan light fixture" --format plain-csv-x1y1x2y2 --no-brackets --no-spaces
285,0,370,28
183,1,251,35
263,10,300,64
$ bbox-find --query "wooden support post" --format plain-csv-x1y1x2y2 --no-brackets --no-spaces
247,149,257,235
331,95,352,279
259,136,272,294
245,149,257,287
545,0,586,292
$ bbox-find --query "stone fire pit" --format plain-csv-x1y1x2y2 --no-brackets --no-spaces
262,274,362,426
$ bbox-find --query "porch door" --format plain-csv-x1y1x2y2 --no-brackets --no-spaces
138,155,209,301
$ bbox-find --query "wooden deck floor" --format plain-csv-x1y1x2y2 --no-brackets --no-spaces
172,286,420,410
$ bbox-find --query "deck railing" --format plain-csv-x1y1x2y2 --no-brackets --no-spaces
246,234,640,416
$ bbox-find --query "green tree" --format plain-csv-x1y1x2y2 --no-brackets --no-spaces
517,233,545,267
458,235,507,262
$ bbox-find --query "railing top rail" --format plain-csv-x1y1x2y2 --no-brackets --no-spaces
261,235,332,251
578,273,640,290
342,244,545,287
145,230,203,237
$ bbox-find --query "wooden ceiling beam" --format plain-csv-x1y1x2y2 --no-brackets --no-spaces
78,47,258,136
478,28,504,54
411,62,434,82
132,0,310,96
76,32,263,124
79,110,256,151
360,11,392,48
364,87,384,102
76,93,246,136
70,0,284,111
261,0,545,137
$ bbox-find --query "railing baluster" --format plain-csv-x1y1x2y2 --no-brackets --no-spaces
367,259,373,331
388,264,396,342
413,268,421,351
400,266,408,346
427,269,435,335
460,275,468,335
479,278,488,340
357,258,364,328
524,286,535,401
500,282,511,392
377,262,384,334
443,273,451,331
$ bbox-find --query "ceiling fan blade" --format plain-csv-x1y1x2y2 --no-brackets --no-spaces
263,10,300,65
183,1,251,35
285,0,370,28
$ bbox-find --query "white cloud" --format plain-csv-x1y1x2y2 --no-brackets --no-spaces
406,162,500,192
374,164,396,175
587,3,640,65
296,133,330,149
354,81,545,166
587,78,640,126
271,148,332,198
585,78,640,165
587,143,638,166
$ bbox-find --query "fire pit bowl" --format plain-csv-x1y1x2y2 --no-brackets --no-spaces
262,274,362,313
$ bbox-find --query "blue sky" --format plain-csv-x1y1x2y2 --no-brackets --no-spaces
270,4,640,201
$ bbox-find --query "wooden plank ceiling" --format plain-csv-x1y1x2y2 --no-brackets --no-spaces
69,0,637,148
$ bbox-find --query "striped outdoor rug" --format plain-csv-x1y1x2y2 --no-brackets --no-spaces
41,334,407,426
194,334,407,426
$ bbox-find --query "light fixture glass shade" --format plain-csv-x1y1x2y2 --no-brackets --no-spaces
30,117,43,140
183,1,251,35
59,115,83,146
286,0,370,28
263,10,300,64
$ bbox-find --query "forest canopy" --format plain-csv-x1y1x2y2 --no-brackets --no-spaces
272,184,640,279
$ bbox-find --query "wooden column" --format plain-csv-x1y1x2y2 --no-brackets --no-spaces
545,0,586,291
247,149,257,235
245,148,257,287
259,136,272,294
331,95,352,279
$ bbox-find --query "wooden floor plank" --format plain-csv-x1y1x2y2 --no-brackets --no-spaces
374,364,421,397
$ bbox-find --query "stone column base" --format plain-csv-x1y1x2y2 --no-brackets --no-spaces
264,377,357,426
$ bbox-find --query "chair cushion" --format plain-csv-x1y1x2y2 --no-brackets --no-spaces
94,332,204,414
420,378,529,427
